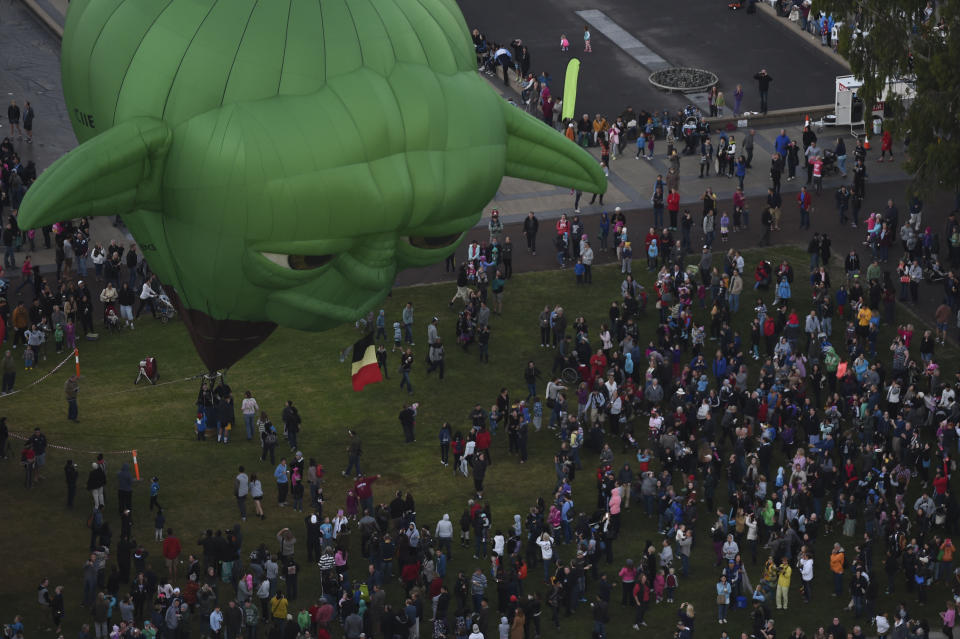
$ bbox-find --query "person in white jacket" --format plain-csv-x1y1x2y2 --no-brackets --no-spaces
799,551,814,603
136,277,159,319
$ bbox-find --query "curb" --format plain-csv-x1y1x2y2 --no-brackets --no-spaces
755,0,851,71
705,104,835,130
18,0,64,40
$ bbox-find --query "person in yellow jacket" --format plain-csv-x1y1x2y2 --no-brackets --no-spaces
775,556,792,610
830,542,845,596
269,591,288,623
11,301,28,348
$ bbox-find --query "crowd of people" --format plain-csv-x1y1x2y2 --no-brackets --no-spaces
6,13,960,639
9,181,960,639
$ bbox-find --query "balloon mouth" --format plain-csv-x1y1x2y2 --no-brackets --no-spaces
405,233,461,250
269,288,388,326
261,252,335,271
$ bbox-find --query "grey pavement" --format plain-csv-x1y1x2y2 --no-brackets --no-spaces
1,0,129,273
485,77,910,226
460,0,850,118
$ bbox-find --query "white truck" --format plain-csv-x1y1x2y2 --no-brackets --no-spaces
826,74,916,135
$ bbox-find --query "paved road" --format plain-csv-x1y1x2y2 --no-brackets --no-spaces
0,0,129,273
459,0,849,117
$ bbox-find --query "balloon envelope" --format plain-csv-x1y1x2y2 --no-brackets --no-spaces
20,0,607,370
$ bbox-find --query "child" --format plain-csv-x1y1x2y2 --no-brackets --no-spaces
824,500,835,533
392,321,402,352
636,132,646,159
23,345,34,371
320,516,334,544
149,476,160,510
560,33,569,51
665,567,678,602
583,25,592,53
750,319,761,360
574,258,585,284
719,212,730,243
653,568,666,602
195,412,207,441
489,405,500,435
897,323,914,347
64,320,76,351
54,323,64,354
532,397,543,431
154,508,165,541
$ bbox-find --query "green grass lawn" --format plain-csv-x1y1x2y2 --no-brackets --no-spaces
2,245,956,638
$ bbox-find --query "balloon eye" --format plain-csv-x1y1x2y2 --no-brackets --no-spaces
287,254,333,270
407,233,461,250
262,252,333,270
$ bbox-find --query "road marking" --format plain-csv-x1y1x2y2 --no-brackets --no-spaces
575,9,672,72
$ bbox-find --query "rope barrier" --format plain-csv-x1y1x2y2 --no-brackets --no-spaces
0,351,76,399
7,430,136,454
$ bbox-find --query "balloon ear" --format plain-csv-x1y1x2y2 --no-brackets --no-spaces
501,100,606,195
18,116,172,228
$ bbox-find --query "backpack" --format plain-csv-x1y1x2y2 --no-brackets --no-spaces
265,431,277,445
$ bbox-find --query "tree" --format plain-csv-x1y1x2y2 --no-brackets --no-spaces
816,0,959,197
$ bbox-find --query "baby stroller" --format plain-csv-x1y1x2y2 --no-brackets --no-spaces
155,286,177,324
103,304,121,333
820,149,839,176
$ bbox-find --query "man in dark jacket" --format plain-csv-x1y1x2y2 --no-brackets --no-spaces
281,401,301,451
116,463,134,513
522,212,539,255
398,404,416,443
87,461,106,509
753,70,773,113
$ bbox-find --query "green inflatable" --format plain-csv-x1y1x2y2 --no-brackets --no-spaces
18,0,606,370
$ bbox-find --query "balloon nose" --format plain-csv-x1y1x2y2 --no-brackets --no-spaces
335,240,396,290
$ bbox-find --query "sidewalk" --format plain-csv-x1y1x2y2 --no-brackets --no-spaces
485,74,908,225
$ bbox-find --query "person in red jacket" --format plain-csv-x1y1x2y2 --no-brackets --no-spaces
763,316,777,357
475,427,492,465
879,129,893,162
933,469,949,496
161,528,181,583
667,189,681,230
354,474,381,515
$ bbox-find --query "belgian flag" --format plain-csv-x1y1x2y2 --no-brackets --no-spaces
350,333,382,391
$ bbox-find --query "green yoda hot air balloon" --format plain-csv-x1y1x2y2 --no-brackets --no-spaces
19,0,606,370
